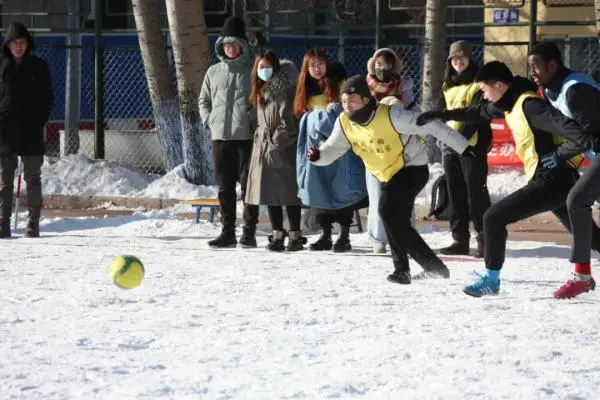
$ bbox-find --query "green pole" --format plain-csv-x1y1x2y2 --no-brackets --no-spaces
94,0,105,159
375,0,381,49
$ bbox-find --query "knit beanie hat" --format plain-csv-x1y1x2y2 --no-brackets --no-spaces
448,40,472,60
341,75,372,99
221,16,246,42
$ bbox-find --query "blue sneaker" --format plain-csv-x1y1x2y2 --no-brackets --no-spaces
463,272,500,297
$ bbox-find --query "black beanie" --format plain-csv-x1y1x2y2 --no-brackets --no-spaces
341,75,372,99
221,16,246,40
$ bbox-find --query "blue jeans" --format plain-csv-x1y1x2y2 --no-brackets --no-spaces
366,171,415,244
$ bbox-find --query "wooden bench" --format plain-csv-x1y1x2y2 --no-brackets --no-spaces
182,198,220,223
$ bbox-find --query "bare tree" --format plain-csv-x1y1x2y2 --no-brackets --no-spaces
421,0,447,163
165,0,214,185
131,0,183,171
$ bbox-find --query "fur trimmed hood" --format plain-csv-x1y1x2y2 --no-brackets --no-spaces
367,48,403,77
263,59,298,102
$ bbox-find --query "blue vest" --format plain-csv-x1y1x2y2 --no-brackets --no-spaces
545,72,600,120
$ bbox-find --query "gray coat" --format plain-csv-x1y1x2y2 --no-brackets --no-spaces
245,60,301,206
198,36,256,141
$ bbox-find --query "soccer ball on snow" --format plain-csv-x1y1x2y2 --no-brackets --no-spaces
108,255,144,289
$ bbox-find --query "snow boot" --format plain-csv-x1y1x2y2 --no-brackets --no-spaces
208,227,237,248
310,226,333,251
473,235,485,259
238,225,257,248
24,209,40,238
333,225,351,253
463,270,500,297
286,230,307,252
553,272,596,299
387,270,411,285
373,241,387,254
439,240,470,256
267,230,287,252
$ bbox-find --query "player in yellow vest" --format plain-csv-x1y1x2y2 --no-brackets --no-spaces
308,75,471,284
417,61,600,298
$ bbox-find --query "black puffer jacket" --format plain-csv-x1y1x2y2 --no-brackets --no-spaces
0,22,53,155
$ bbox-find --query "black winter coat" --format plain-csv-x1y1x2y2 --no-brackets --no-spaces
0,22,53,156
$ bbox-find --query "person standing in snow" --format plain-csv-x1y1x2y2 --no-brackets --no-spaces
309,75,471,284
294,49,367,253
436,40,492,258
0,22,53,238
528,42,600,298
199,16,258,248
365,47,418,254
417,61,600,298
245,49,306,251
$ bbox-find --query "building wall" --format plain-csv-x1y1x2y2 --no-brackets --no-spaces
484,0,595,76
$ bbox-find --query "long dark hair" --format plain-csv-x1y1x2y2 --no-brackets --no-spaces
250,48,281,107
443,59,479,90
293,48,342,117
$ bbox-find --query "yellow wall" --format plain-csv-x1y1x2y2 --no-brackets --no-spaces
483,1,594,76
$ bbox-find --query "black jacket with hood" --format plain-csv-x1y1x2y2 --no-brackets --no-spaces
0,22,53,156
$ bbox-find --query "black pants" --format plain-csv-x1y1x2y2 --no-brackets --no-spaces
314,196,369,229
0,153,43,219
268,205,301,231
212,140,259,231
379,165,446,273
443,147,491,242
484,166,600,270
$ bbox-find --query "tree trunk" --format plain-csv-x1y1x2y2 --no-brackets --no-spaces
131,0,183,171
596,0,600,49
165,0,214,185
421,0,447,164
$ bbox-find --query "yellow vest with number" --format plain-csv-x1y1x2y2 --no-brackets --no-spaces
443,82,481,147
338,104,404,183
504,91,583,181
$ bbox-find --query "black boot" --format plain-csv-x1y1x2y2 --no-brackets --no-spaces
387,270,411,285
286,230,307,251
473,235,484,259
0,216,10,238
333,225,351,253
238,225,257,248
439,240,469,255
267,230,287,252
309,226,332,251
208,227,237,248
24,209,40,238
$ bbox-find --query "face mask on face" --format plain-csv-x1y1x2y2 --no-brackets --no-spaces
258,68,273,82
348,99,377,124
375,68,394,83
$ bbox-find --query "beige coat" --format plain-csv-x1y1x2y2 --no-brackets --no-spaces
245,60,301,206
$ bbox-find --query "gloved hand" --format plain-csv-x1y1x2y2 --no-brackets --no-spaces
584,149,596,162
541,152,558,169
308,146,320,162
416,111,444,126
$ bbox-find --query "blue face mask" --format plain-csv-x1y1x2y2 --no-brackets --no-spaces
258,68,273,82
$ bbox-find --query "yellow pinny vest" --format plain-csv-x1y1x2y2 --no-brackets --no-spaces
443,82,481,147
338,104,404,183
504,91,583,181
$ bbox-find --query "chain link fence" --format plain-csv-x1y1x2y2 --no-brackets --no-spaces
32,33,600,175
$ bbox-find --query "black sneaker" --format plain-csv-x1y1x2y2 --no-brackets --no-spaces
387,271,411,284
238,226,257,248
412,265,450,280
208,230,237,248
439,241,469,256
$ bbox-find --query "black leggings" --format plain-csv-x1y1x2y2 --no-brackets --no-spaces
268,205,301,231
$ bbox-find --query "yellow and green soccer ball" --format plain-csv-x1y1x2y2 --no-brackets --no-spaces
108,255,144,289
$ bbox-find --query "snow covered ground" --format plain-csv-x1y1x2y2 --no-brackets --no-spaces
1,212,599,399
